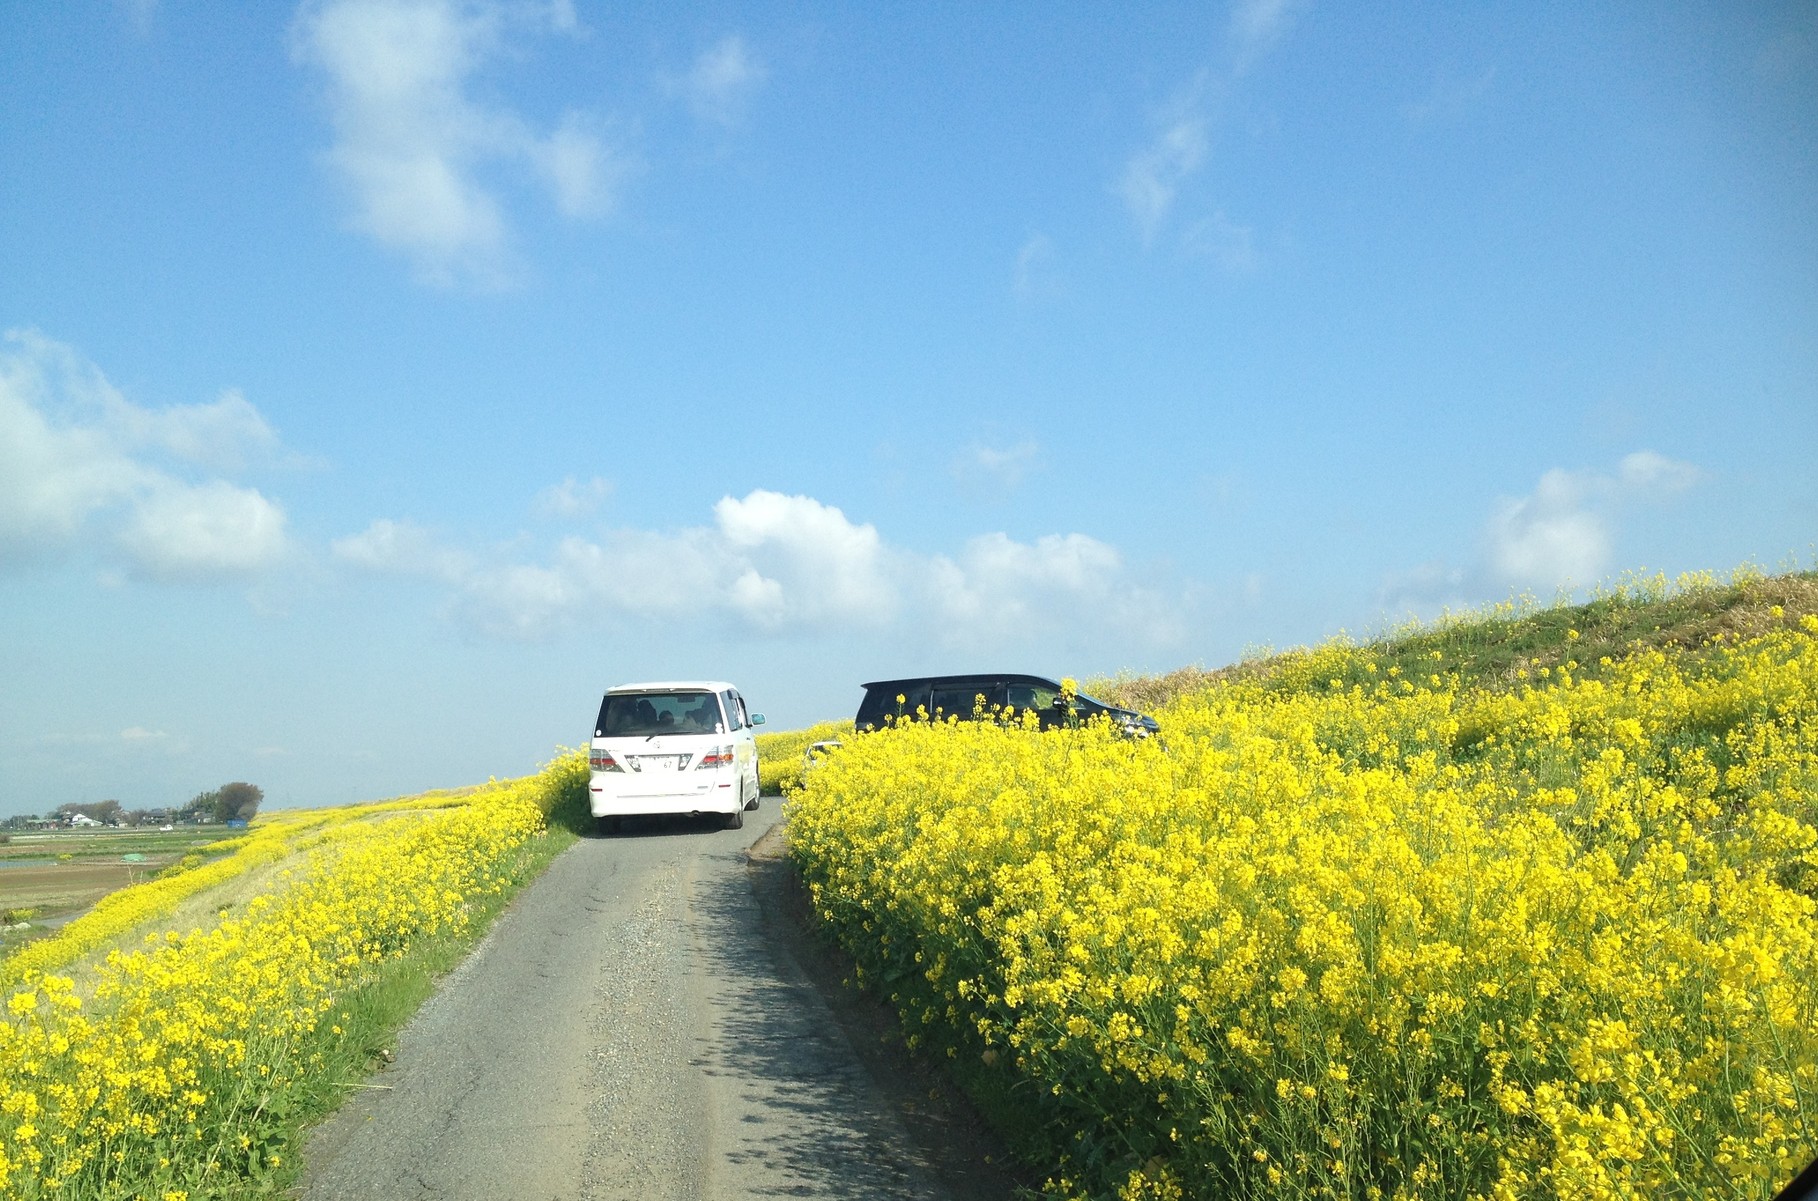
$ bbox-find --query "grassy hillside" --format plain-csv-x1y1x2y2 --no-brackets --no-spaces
787,567,1818,1200
1090,568,1818,712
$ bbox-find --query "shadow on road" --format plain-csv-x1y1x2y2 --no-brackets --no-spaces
681,824,1031,1201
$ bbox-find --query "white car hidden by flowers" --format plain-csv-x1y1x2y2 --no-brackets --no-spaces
588,681,764,834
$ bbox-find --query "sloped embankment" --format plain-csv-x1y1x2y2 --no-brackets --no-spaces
787,570,1818,1199
0,752,586,1199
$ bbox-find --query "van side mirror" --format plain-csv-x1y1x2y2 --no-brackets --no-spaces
751,713,765,725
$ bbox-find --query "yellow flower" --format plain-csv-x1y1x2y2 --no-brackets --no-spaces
783,576,1818,1200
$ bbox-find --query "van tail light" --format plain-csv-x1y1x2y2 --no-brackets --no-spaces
696,745,735,769
591,749,624,773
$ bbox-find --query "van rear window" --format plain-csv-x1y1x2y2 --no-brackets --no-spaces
596,692,725,736
930,685,998,719
856,684,933,730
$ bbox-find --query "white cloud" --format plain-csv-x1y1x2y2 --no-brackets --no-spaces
952,441,1040,493
120,480,289,581
1012,233,1062,301
532,112,623,219
110,388,280,472
332,517,470,579
729,568,786,627
292,0,624,286
1118,110,1209,244
1183,210,1259,273
0,330,292,581
1486,452,1701,589
1380,451,1705,615
0,354,143,553
1487,468,1612,587
338,488,1183,647
1616,449,1702,493
117,725,189,757
533,475,613,518
679,34,766,125
713,491,895,627
455,559,577,639
1375,560,1473,622
1115,1,1300,251
929,532,1184,650
1228,0,1303,70
931,532,1116,625
555,528,728,617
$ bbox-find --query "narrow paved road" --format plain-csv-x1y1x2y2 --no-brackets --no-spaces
301,802,1018,1200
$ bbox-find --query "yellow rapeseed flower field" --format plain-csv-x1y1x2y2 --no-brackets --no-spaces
755,719,853,796
787,608,1817,1199
0,752,584,1199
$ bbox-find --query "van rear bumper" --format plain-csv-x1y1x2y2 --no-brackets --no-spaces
589,780,740,818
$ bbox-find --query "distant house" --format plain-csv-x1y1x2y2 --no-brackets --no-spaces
68,813,103,827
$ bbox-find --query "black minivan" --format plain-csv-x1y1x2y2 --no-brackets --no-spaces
855,673,1159,738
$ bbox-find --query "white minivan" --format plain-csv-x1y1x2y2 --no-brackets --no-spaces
588,681,764,833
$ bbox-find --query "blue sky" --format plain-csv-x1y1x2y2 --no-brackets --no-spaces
2,1,1814,815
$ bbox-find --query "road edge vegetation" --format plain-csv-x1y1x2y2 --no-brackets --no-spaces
0,751,589,1200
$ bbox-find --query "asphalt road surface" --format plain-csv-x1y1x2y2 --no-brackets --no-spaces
300,800,1022,1200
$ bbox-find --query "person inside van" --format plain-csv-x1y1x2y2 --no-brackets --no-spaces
686,697,720,733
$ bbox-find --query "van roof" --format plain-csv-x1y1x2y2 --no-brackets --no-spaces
604,680,739,694
859,673,1059,690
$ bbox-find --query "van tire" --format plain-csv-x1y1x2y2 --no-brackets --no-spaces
597,816,621,836
723,807,744,831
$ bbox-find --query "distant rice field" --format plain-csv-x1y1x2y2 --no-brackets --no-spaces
0,829,225,952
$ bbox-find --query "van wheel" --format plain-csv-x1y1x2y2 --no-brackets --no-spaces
597,816,621,836
723,807,744,831
744,778,759,811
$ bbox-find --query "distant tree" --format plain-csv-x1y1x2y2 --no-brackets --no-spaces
180,790,219,823
56,800,124,825
212,782,263,823
124,809,154,827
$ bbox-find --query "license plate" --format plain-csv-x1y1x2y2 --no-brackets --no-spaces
635,755,681,771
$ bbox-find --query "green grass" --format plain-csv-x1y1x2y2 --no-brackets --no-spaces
1358,567,1817,687
1090,567,1818,712
235,822,580,1199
